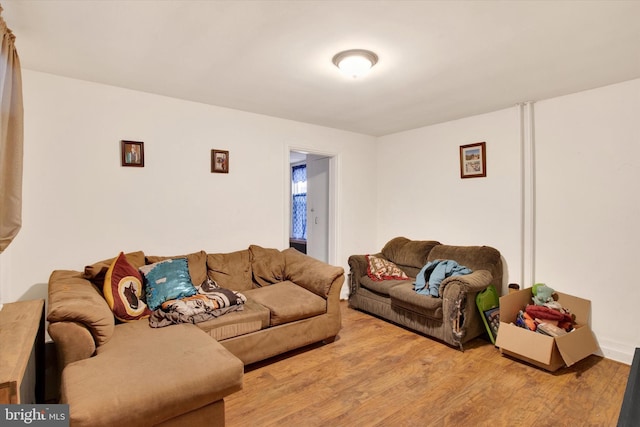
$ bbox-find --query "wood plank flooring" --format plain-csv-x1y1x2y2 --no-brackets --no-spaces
225,301,630,427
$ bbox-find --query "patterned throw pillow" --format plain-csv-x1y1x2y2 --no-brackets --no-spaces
366,255,409,281
103,252,152,322
139,257,197,311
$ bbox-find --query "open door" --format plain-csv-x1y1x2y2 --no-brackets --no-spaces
288,150,334,264
306,155,330,262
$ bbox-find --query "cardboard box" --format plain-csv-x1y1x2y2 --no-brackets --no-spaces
495,287,598,372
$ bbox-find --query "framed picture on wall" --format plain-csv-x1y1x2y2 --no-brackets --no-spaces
121,140,145,167
211,149,229,173
460,141,486,178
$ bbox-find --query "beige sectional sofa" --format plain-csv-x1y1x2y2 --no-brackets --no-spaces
348,237,502,350
47,245,344,427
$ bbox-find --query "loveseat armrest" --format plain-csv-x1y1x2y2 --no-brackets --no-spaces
282,248,344,298
440,270,494,350
347,254,371,295
439,269,493,297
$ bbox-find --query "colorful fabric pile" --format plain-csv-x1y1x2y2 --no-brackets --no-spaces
514,284,576,336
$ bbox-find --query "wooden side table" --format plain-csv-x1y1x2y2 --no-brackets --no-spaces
0,299,45,404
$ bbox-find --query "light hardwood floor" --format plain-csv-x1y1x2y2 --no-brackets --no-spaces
225,301,630,427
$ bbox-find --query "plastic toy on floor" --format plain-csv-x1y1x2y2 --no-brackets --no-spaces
531,283,562,310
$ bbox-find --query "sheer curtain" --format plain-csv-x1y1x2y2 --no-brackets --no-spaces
0,5,23,253
291,165,307,240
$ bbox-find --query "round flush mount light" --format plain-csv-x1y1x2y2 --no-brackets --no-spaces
332,49,378,78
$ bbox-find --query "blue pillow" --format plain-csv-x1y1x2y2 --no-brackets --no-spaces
139,258,197,310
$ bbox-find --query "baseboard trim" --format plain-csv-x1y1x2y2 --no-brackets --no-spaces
599,338,636,365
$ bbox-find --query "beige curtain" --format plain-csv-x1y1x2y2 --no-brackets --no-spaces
0,5,23,253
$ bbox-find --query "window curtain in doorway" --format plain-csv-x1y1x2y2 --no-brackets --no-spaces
291,165,307,240
0,6,24,253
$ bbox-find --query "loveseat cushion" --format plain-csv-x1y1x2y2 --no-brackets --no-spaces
428,245,502,288
388,282,443,320
146,250,208,287
381,237,440,268
60,321,243,427
359,276,411,296
207,250,253,291
48,270,115,346
244,281,326,326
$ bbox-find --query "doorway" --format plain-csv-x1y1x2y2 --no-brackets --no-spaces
288,149,336,264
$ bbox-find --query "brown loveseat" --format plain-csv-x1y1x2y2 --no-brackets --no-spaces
47,245,344,427
348,237,502,350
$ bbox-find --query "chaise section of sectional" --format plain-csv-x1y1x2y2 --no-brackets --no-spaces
47,268,243,427
60,321,243,427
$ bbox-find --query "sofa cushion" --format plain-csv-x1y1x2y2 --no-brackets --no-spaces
60,321,243,427
103,252,151,322
249,245,285,287
381,237,440,269
207,250,253,291
146,250,208,287
139,258,197,310
48,270,115,346
282,247,344,298
388,282,443,320
197,299,270,340
366,255,409,281
360,276,411,296
244,281,326,326
83,251,146,287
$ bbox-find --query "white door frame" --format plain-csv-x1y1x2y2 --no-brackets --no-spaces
284,145,339,266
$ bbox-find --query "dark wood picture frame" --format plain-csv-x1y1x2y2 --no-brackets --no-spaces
211,149,229,173
121,140,144,167
460,141,486,178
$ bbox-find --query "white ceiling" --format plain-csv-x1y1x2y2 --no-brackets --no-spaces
3,1,640,136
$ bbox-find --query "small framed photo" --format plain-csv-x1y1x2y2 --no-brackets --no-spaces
121,140,144,167
211,149,229,173
460,142,486,178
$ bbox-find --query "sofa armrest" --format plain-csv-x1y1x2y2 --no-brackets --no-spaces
282,248,344,298
48,270,115,349
48,321,96,370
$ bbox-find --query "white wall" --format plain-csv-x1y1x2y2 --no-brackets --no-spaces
2,70,637,364
535,79,640,364
376,79,640,364
0,70,378,304
376,107,522,289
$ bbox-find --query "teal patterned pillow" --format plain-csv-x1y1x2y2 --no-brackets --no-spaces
140,258,197,310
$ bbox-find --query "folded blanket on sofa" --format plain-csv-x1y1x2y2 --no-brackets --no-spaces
414,259,472,297
149,279,247,328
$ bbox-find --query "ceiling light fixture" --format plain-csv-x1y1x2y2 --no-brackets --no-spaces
332,49,378,78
